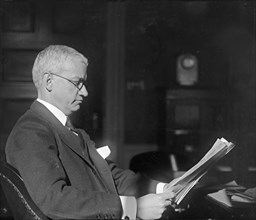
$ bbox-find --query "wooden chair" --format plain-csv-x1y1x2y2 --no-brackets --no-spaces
0,160,50,220
129,151,189,182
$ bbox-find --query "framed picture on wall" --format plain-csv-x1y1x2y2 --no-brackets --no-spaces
3,1,35,32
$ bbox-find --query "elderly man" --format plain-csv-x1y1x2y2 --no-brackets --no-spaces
5,45,176,219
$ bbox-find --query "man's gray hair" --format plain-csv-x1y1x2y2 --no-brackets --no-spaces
32,45,88,88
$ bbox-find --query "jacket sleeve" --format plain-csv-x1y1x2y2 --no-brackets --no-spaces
5,118,123,219
106,160,159,198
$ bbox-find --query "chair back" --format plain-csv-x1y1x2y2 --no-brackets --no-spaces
130,151,190,182
0,160,50,220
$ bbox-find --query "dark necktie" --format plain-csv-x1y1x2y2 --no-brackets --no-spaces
65,118,83,141
65,117,75,131
65,118,91,162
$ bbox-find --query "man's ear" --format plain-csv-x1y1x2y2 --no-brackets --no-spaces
44,73,53,91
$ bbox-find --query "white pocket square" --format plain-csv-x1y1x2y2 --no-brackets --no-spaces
97,145,111,159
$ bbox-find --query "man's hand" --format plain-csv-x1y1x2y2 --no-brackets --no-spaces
136,192,175,220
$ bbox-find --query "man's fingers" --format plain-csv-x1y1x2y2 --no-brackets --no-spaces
159,192,176,201
165,200,173,206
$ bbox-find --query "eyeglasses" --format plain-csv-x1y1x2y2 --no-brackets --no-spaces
50,73,87,90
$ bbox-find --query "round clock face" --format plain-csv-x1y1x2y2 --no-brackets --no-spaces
181,56,195,70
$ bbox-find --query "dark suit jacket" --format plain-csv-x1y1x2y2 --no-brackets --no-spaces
5,101,158,219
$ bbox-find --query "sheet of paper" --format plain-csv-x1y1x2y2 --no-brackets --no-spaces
208,189,232,207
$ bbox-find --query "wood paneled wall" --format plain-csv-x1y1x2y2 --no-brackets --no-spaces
0,0,107,162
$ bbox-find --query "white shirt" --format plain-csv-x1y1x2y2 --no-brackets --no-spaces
37,98,67,126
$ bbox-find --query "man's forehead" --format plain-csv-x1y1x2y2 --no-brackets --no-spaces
69,71,87,80
62,59,86,72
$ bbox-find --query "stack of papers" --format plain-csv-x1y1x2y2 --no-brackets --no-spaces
231,192,256,204
208,187,256,208
169,138,235,205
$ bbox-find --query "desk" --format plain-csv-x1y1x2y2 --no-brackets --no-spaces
161,187,256,220
205,192,256,220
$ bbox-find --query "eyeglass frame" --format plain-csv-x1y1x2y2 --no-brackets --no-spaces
48,72,87,90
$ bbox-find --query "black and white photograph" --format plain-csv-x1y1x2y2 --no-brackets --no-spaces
0,0,255,219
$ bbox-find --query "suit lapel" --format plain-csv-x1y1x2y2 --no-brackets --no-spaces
31,101,117,192
30,101,94,168
79,129,117,194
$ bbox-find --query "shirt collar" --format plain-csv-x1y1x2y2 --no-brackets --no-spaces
37,98,67,126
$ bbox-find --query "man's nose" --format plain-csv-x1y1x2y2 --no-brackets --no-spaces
79,85,88,97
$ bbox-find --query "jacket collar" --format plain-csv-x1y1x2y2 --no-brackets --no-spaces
36,98,67,126
30,101,94,167
30,101,117,193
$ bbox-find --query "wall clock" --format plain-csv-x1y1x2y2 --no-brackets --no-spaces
177,54,198,86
